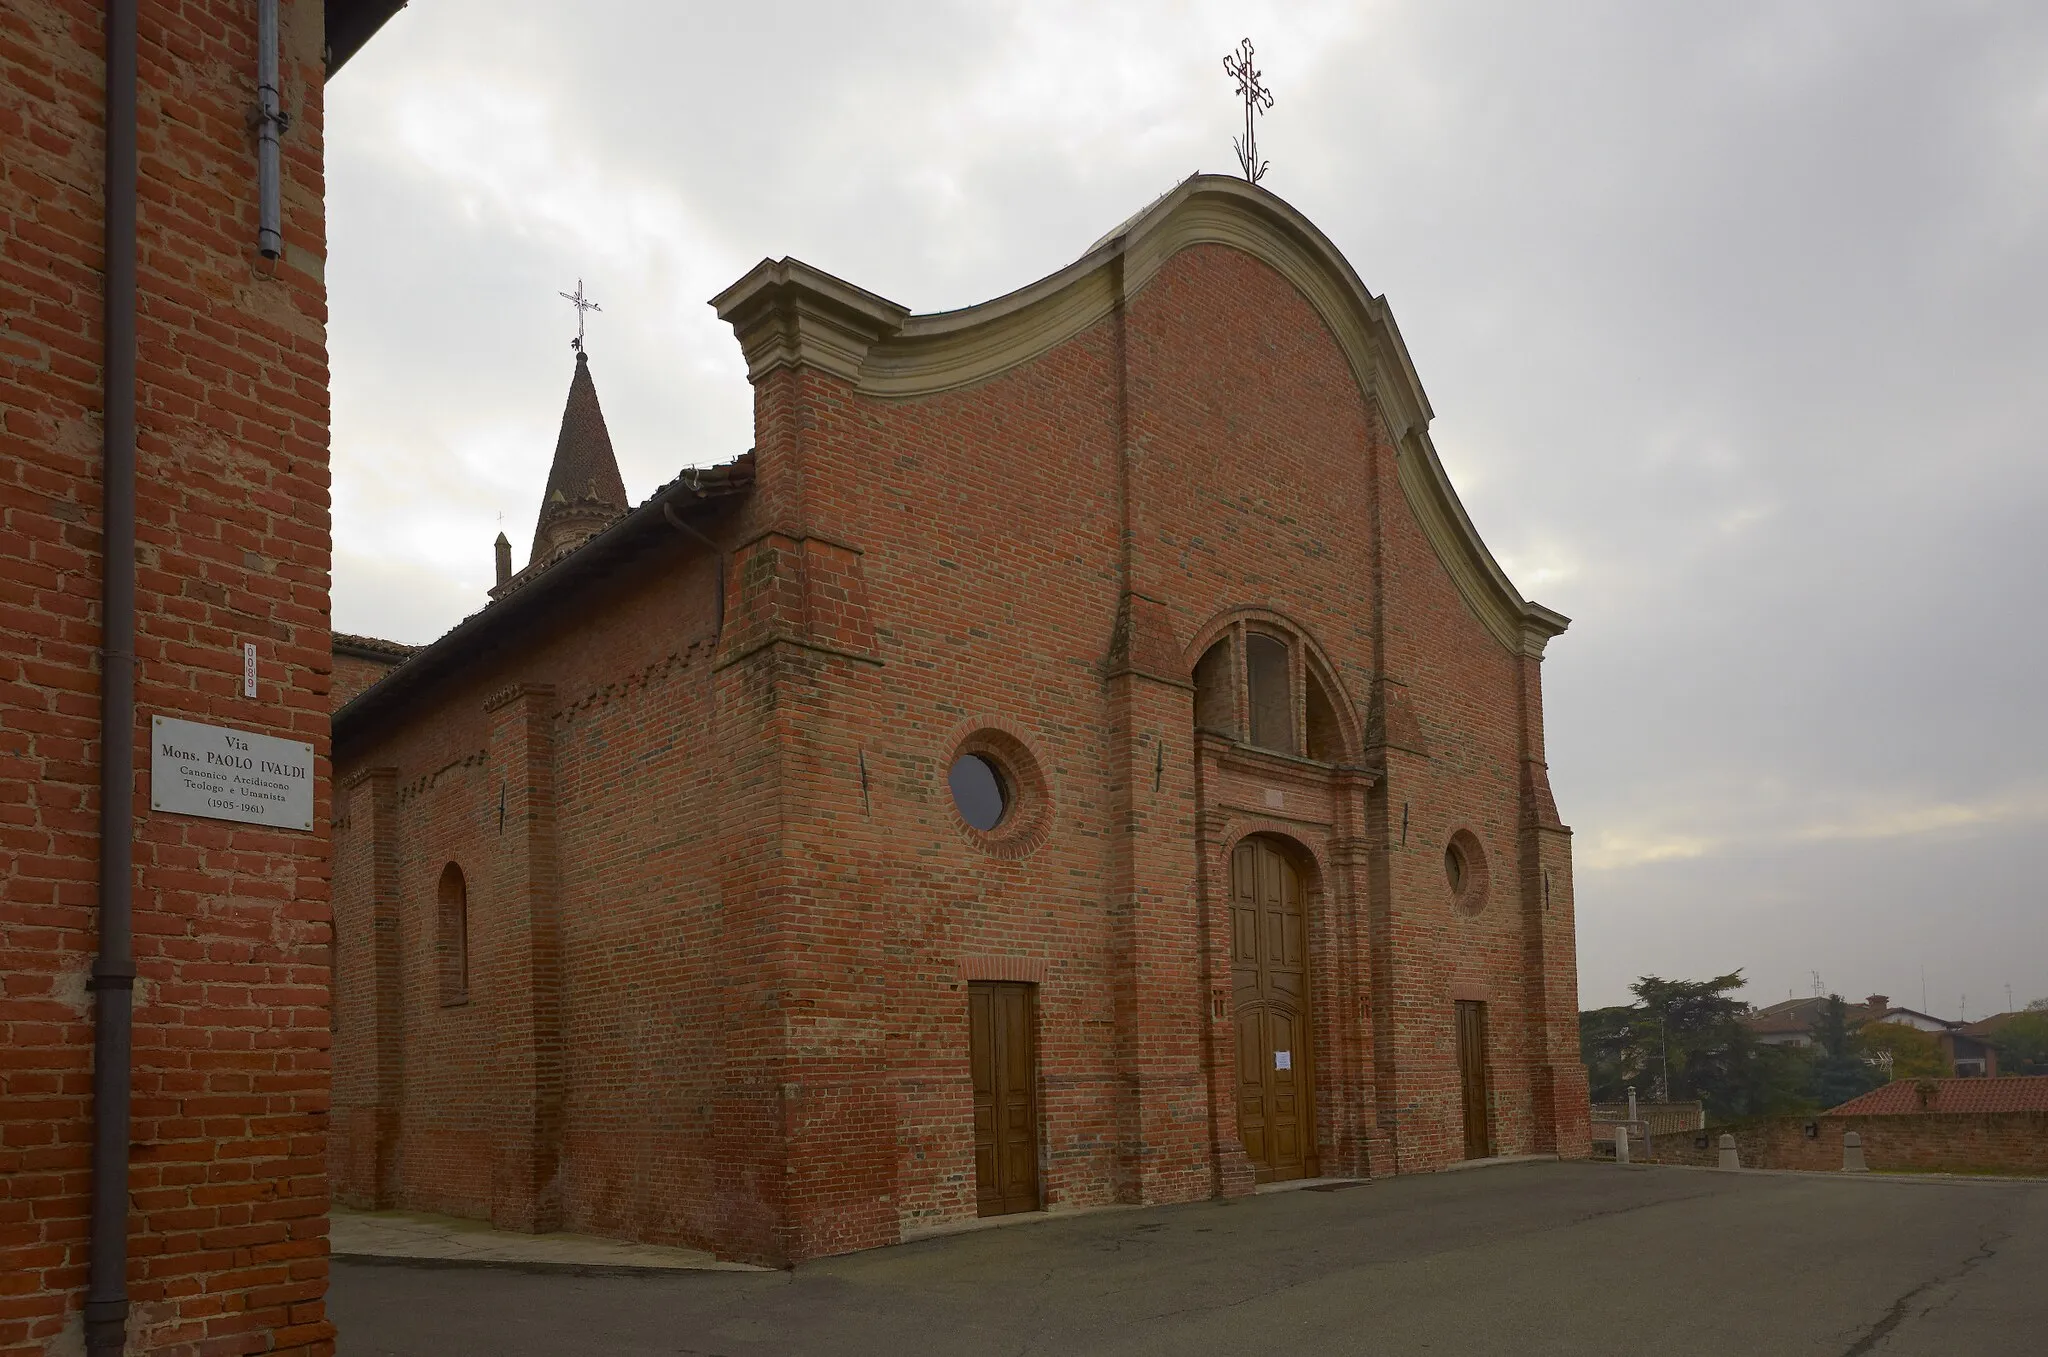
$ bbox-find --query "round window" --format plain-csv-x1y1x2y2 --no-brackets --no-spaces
948,753,1009,832
943,725,1053,857
1444,829,1490,916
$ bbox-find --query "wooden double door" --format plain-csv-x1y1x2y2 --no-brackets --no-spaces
1231,837,1317,1182
969,981,1040,1217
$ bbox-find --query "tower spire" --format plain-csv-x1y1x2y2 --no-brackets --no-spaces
528,349,628,567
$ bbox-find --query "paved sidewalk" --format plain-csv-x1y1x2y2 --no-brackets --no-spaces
330,1207,768,1274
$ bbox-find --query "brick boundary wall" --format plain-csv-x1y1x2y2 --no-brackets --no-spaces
1603,1112,2048,1175
2,2,337,1353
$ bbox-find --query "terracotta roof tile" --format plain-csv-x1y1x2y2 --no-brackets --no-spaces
1827,1076,2048,1116
332,633,415,661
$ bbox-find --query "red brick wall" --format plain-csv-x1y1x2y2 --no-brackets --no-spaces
330,219,1585,1266
1645,1112,2048,1175
330,539,736,1246
328,653,397,711
1,2,335,1353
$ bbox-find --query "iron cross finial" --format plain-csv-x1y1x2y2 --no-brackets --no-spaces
558,278,602,353
1223,39,1275,185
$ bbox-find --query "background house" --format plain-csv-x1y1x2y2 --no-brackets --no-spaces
1747,994,1996,1076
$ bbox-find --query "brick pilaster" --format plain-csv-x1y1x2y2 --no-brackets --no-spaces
1105,593,1207,1202
484,683,564,1231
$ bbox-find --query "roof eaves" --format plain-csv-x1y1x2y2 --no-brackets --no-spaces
325,0,408,76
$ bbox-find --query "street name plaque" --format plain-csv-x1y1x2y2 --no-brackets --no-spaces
150,714,314,831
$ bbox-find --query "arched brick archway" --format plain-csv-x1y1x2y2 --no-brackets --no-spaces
1195,774,1377,1193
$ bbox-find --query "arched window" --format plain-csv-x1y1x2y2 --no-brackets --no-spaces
1193,635,1238,738
437,863,468,1006
1305,670,1343,763
1245,632,1293,753
1190,620,1351,763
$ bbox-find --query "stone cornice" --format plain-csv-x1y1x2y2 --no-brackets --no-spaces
1396,427,1571,655
1198,729,1378,790
710,258,911,382
707,174,1567,658
710,632,886,673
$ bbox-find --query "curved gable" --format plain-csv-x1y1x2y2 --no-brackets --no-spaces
712,175,1566,656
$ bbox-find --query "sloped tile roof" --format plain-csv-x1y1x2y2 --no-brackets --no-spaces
1958,1011,2027,1038
1745,997,1944,1037
333,633,414,662
331,454,752,746
1827,1076,2048,1116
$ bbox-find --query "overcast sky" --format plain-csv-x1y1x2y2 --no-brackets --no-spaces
326,2,2048,1015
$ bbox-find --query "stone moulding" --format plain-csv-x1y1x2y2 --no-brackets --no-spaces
711,174,1567,659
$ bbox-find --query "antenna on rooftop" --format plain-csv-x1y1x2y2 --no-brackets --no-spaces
1810,971,1824,998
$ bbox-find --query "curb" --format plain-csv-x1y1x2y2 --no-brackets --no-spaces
332,1251,780,1279
1627,1162,2048,1188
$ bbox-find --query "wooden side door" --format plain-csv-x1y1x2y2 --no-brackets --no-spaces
1456,999,1492,1160
969,981,1040,1216
1231,837,1315,1183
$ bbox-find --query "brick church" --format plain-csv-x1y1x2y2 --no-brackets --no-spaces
329,174,1591,1267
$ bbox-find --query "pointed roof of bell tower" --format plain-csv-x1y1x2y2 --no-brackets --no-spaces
529,350,629,566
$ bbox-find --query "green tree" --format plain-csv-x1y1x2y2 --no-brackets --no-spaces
1808,993,1886,1109
1578,1002,1643,1104
1990,1007,2048,1075
1578,971,1818,1121
1700,1021,1814,1118
1860,1021,1949,1080
1632,972,1757,1103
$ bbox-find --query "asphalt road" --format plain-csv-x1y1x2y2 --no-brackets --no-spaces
329,1162,2048,1356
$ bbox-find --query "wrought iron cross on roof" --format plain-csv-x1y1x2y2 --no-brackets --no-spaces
1224,39,1274,184
559,278,601,353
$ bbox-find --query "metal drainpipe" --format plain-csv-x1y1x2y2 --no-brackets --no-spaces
256,0,283,258
86,2,139,1353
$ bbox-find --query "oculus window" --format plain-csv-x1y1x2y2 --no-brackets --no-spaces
949,753,1010,832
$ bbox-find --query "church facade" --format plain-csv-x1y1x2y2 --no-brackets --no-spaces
328,175,1590,1266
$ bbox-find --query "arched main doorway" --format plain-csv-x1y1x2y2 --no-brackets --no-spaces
1230,835,1317,1182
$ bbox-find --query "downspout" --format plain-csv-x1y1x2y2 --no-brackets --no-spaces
86,2,139,1354
257,0,284,258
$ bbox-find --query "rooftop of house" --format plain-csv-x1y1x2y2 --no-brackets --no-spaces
1827,1076,2048,1116
1746,994,1957,1037
1958,1011,2030,1039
